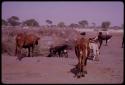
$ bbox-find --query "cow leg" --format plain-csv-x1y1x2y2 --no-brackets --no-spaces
15,45,17,56
28,47,31,57
77,66,81,78
31,45,34,57
63,50,68,58
80,55,85,77
105,39,108,46
81,63,85,77
80,61,85,77
60,51,63,57
76,58,81,78
84,58,88,74
65,52,68,58
17,47,23,61
99,40,103,49
58,51,61,57
81,56,87,77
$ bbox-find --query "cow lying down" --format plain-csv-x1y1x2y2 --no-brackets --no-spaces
47,44,69,58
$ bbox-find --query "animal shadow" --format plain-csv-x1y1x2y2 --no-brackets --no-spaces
17,53,30,61
70,65,79,78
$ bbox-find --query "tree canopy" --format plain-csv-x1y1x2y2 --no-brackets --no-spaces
7,16,20,26
22,19,40,27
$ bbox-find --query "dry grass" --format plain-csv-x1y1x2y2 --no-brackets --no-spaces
2,27,80,56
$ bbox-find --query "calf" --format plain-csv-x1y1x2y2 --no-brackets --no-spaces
75,37,90,78
47,44,69,58
15,33,40,61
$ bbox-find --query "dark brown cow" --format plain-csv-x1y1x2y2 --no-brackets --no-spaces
47,44,69,58
97,32,112,49
15,33,40,61
75,37,90,78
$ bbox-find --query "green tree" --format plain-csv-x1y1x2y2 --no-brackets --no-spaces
78,20,88,28
101,21,111,31
46,19,52,25
2,19,8,26
7,16,20,26
57,22,65,28
22,19,39,27
69,23,79,28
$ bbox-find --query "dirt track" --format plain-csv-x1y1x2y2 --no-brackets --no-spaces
2,32,124,84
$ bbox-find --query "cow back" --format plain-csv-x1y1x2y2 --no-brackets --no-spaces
75,37,90,59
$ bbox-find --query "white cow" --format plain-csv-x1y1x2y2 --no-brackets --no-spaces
89,38,100,61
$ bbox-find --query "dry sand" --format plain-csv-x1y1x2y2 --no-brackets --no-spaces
2,32,124,84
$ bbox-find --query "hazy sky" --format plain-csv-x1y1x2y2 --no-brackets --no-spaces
2,1,124,26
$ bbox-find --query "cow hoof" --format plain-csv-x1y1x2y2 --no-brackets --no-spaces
82,74,85,77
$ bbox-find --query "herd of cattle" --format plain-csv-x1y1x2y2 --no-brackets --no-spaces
15,31,112,78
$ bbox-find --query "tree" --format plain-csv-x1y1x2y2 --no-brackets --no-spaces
69,23,79,28
2,19,8,26
101,21,111,31
46,19,53,26
7,16,20,26
22,19,39,27
78,20,88,28
57,22,65,28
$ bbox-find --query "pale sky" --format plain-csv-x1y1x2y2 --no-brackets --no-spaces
2,1,124,26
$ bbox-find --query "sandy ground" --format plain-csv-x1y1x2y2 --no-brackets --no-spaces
2,32,124,84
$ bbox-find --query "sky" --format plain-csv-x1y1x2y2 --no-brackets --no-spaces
2,1,124,26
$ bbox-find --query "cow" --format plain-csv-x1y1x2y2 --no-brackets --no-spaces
47,44,69,58
15,33,40,61
88,38,100,61
80,32,86,36
75,37,90,78
97,32,112,49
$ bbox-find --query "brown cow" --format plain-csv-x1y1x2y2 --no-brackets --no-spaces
15,33,40,61
75,37,90,78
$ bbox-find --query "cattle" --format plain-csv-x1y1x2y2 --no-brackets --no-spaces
88,38,100,61
80,32,86,36
15,33,40,61
97,32,112,49
75,37,90,78
47,44,69,58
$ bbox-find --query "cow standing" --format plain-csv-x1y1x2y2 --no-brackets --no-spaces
97,32,112,49
15,33,40,61
88,38,100,61
75,37,90,78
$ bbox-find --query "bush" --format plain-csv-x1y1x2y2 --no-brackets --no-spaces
2,27,80,56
